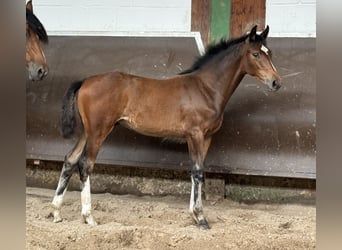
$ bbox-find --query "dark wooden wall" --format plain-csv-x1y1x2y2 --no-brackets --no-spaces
230,0,266,37
191,0,266,46
191,0,212,47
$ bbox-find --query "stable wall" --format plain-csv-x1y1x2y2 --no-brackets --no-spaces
31,0,192,34
266,0,316,37
31,0,315,38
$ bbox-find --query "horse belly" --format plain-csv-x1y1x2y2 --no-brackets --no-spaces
118,111,186,139
120,78,193,138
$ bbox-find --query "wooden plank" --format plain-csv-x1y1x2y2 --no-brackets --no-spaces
230,0,265,37
230,0,243,38
191,0,211,47
254,0,266,28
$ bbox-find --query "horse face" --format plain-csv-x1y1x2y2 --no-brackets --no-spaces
26,1,48,81
243,26,281,91
26,24,48,81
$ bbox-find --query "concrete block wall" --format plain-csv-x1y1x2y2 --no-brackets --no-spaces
266,0,316,37
30,0,315,38
32,0,191,34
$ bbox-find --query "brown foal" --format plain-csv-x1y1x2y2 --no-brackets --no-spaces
52,25,281,229
26,0,48,81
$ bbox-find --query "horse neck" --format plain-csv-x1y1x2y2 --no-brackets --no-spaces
197,50,245,112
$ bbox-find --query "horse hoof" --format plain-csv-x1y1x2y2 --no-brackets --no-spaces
199,219,210,230
84,215,97,225
53,217,63,223
53,211,63,223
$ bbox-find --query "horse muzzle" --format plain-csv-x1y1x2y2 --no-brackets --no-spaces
266,79,281,91
28,63,48,81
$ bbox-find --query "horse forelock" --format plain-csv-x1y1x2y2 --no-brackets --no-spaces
26,8,48,43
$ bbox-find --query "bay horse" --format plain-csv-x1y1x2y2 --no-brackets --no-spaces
52,25,281,229
26,0,48,81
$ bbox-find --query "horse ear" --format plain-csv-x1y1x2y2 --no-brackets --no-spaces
26,1,33,11
248,25,258,42
261,25,269,40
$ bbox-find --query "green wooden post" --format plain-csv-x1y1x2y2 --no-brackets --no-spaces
210,0,231,43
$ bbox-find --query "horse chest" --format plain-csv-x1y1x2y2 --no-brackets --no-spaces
203,115,224,136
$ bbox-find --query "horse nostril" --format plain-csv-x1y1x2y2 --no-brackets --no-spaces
38,68,43,76
272,80,280,89
37,67,47,78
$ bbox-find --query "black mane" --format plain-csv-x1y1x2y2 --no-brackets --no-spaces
26,8,48,43
180,34,250,74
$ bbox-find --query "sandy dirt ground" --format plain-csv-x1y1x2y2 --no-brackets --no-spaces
26,187,315,250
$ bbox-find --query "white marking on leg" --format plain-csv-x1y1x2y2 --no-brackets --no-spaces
189,176,195,218
51,170,69,223
52,189,66,209
81,176,97,225
189,163,203,223
194,163,202,210
190,162,200,210
197,181,203,209
52,189,66,223
81,176,91,216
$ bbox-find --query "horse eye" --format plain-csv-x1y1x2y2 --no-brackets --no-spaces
252,52,260,58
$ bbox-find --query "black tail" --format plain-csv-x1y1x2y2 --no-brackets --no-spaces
61,80,84,138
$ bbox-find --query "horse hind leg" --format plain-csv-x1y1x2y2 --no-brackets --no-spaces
51,134,87,223
77,122,116,225
81,175,96,225
77,150,97,225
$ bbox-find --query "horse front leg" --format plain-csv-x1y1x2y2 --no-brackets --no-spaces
190,166,209,229
187,134,212,229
